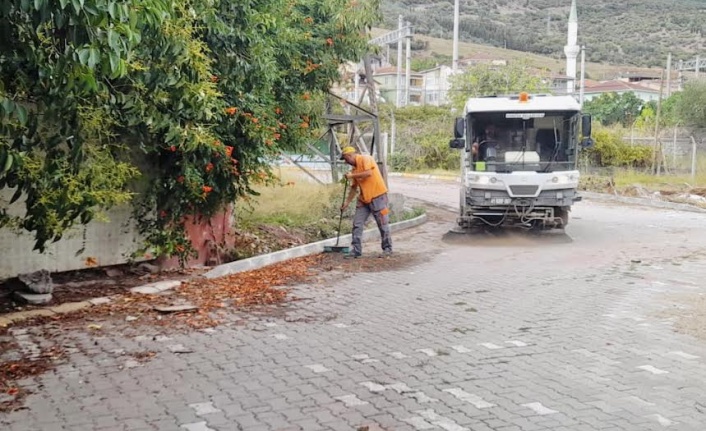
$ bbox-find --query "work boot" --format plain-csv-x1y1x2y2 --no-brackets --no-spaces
344,253,361,259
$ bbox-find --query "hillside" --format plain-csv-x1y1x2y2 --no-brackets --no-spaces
369,28,656,81
380,0,705,68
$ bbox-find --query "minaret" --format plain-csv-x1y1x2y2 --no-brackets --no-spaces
563,0,579,94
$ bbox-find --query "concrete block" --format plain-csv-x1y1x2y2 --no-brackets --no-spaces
88,297,112,306
50,301,91,314
14,291,52,305
6,308,55,323
131,280,182,294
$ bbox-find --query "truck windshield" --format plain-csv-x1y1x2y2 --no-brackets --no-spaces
470,111,579,173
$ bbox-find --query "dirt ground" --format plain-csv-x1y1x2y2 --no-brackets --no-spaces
658,285,706,344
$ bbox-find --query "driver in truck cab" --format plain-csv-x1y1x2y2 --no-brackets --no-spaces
472,123,499,162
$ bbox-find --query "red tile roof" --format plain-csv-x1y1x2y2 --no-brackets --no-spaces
373,66,421,76
583,80,659,94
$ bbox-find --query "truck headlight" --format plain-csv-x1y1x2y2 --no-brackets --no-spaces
551,174,577,184
471,175,491,185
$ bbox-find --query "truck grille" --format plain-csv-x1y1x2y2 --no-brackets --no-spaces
509,185,539,196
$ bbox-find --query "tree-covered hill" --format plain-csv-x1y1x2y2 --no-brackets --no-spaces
381,0,705,67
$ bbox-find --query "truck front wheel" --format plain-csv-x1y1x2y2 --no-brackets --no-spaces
556,207,569,227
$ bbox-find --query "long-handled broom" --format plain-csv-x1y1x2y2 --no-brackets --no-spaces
323,177,350,254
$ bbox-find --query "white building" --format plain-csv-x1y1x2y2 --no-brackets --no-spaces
419,65,461,106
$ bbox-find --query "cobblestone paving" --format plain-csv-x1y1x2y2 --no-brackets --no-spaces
3,177,706,430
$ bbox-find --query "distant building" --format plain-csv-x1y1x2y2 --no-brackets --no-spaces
546,73,574,95
419,65,461,106
329,61,383,105
616,71,662,84
457,53,508,67
373,66,424,106
582,80,660,103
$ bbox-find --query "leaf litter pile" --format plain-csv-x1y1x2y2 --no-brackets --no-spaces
170,254,326,328
2,254,328,333
0,343,65,413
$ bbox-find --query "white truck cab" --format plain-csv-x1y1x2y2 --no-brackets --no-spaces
449,92,593,230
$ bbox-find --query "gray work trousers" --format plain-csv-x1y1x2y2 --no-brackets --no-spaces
351,194,392,256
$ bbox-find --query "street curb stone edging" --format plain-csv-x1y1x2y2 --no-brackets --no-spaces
203,212,428,279
0,212,428,327
388,172,460,182
0,296,115,328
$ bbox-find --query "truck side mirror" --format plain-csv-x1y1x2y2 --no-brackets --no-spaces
449,138,465,149
581,114,592,138
453,117,465,139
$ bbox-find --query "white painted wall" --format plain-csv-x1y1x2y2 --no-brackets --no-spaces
0,189,145,280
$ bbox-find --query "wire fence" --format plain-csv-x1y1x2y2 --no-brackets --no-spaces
581,128,706,181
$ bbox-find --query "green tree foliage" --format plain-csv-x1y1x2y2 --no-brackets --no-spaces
633,93,683,131
582,92,644,127
380,105,458,171
583,127,652,168
410,53,451,71
448,62,549,109
675,80,706,128
0,0,380,262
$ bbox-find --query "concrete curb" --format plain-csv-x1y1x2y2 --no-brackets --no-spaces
203,212,428,279
388,172,460,183
0,212,428,327
0,296,116,328
389,172,706,214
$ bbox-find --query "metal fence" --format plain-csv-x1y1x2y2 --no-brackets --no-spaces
582,128,706,180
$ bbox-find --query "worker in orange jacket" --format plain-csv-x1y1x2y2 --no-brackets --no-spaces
340,146,392,258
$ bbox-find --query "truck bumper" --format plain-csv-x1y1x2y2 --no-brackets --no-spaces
466,188,579,208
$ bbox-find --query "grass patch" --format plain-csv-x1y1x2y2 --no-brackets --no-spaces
581,168,706,193
228,171,425,261
236,175,341,230
611,171,706,188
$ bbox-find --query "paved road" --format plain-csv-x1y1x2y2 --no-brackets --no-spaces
3,177,706,431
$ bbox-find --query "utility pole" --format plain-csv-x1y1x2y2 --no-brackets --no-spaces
363,55,386,183
696,55,701,79
579,46,586,106
390,111,396,156
652,69,665,175
546,12,551,35
396,15,403,107
666,52,672,98
452,0,460,71
405,23,411,107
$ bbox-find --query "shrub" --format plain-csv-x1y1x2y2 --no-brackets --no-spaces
583,127,653,168
382,105,459,172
